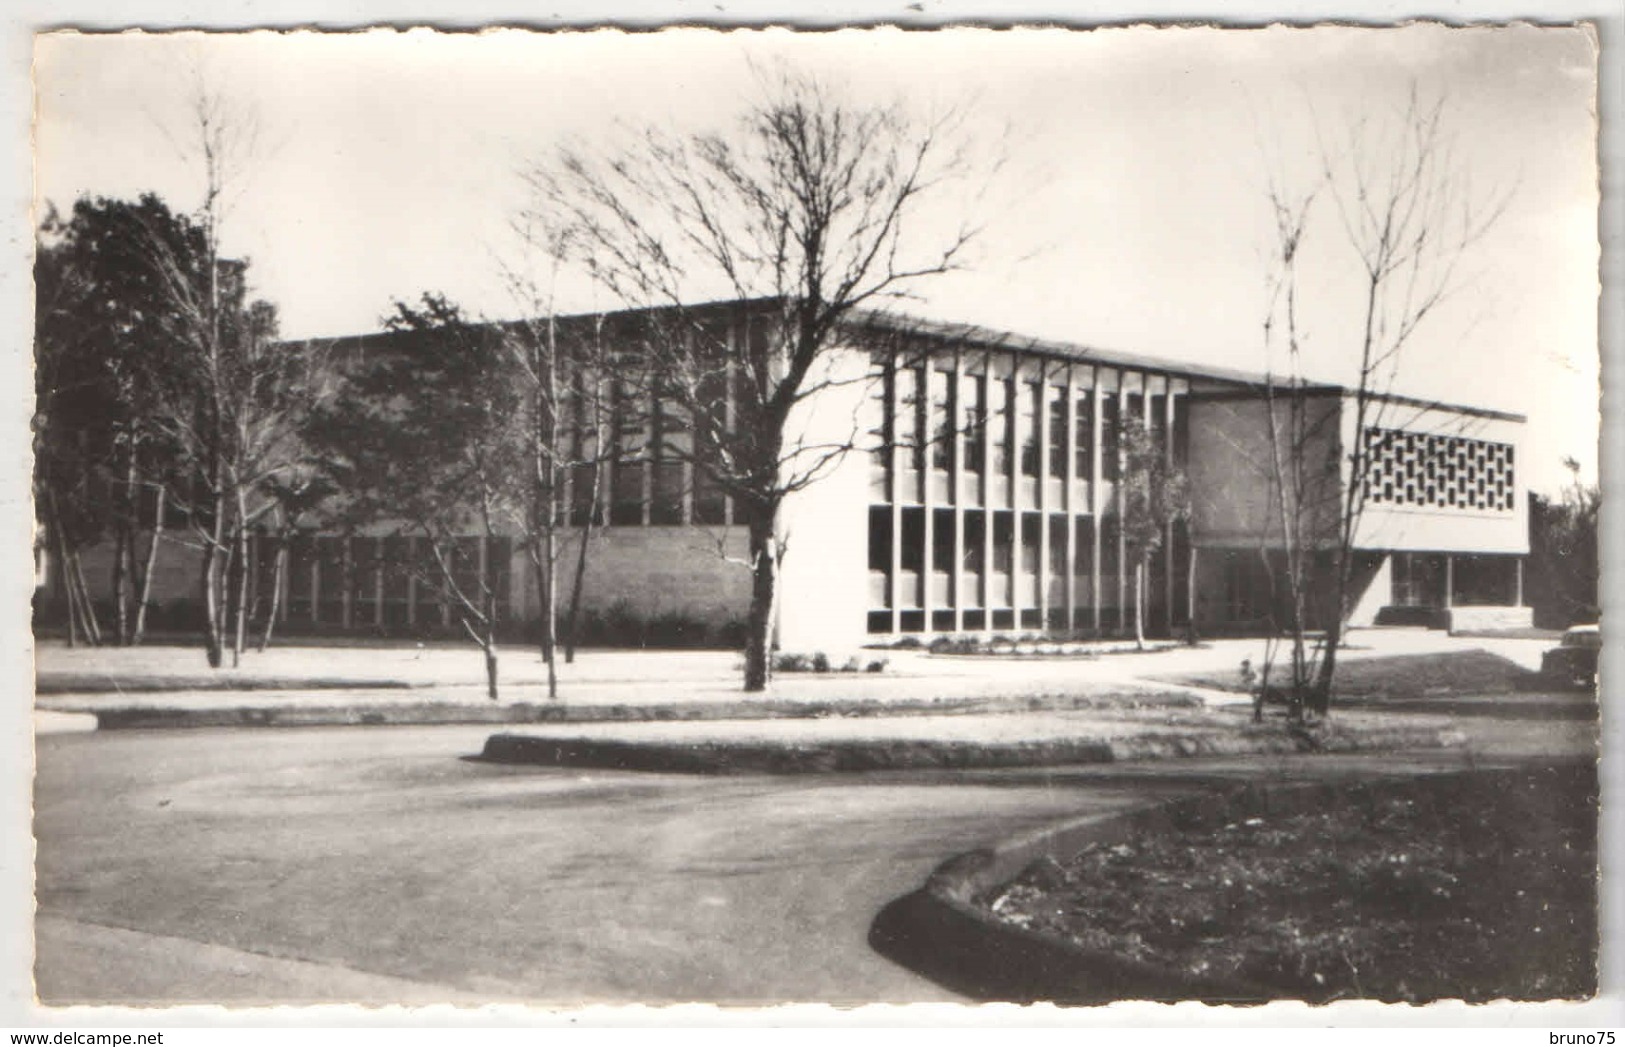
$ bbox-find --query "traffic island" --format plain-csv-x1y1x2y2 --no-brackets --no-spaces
870,760,1596,1004
475,710,1466,775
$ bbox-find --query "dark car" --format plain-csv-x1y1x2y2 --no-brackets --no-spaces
1541,624,1600,690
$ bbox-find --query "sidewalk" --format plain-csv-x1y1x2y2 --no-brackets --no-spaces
32,628,1560,736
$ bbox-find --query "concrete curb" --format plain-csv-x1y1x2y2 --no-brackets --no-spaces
477,723,1467,775
62,690,1204,731
867,764,1551,1004
35,675,422,695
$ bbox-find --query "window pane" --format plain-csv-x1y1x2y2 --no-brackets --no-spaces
1048,384,1067,478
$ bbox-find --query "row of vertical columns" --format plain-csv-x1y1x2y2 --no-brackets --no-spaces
872,346,1190,637
280,535,506,627
564,328,742,530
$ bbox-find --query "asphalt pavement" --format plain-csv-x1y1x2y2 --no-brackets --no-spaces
32,704,1598,1007
33,724,1192,1005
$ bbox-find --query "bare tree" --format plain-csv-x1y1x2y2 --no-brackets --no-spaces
1120,421,1189,651
495,224,625,697
527,65,996,691
136,75,332,667
1256,87,1508,717
312,294,526,700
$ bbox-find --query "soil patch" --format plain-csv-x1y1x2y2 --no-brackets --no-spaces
979,763,1597,1002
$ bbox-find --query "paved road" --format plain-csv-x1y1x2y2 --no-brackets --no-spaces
34,725,1210,1006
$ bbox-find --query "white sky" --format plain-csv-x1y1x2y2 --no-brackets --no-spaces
32,24,1599,494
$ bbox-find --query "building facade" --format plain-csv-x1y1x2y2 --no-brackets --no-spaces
56,304,1531,651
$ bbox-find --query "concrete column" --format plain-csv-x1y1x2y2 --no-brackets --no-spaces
1036,361,1051,632
278,534,291,624
1115,382,1128,632
1515,557,1524,607
340,537,353,629
951,348,966,634
639,389,655,526
405,537,417,628
981,359,995,635
888,353,903,635
925,361,948,632
310,543,323,626
1445,554,1455,609
1009,357,1024,631
1090,369,1103,634
1162,386,1176,635
1064,363,1078,632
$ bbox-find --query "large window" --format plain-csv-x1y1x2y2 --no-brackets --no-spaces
990,375,1012,478
1047,383,1068,479
649,397,684,525
869,362,893,497
930,366,955,473
961,372,985,474
898,365,924,493
1018,379,1042,478
1101,395,1121,483
1075,390,1095,482
609,378,645,526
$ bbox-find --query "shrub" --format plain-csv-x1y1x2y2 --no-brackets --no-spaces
773,650,887,674
714,618,749,650
773,651,816,673
647,610,707,647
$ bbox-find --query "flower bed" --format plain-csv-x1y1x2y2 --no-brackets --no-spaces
979,764,1597,1002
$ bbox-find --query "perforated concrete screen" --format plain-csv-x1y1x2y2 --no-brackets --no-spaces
1363,426,1516,513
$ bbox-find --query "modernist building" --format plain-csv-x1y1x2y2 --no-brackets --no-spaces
60,302,1532,652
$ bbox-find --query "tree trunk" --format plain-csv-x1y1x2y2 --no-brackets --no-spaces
538,531,558,700
258,532,287,652
70,551,103,646
742,512,780,694
230,492,250,667
1133,558,1146,650
1309,552,1346,718
132,485,165,646
562,458,602,665
201,524,224,668
483,642,500,701
1184,542,1199,645
530,457,559,698
111,523,131,646
46,490,79,648
485,587,502,702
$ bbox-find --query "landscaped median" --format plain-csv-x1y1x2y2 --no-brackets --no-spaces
476,707,1466,775
869,760,1596,1004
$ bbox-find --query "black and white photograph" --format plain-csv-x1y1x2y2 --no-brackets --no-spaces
14,13,1611,1023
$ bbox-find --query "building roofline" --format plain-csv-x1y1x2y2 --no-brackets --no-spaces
840,306,1278,389
301,297,1526,424
842,307,1526,424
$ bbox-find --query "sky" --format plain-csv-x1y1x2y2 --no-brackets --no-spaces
32,24,1600,494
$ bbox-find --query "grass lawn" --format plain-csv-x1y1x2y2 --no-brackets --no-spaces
980,763,1597,1002
1158,649,1536,702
